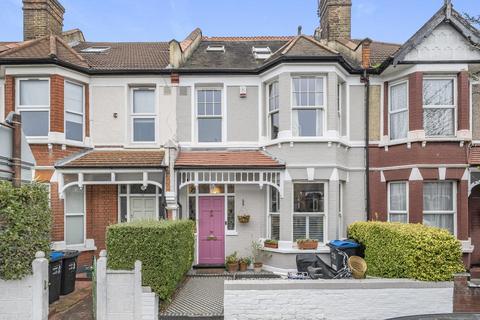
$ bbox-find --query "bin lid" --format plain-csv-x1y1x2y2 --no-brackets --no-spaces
50,251,64,262
61,250,80,258
328,239,360,249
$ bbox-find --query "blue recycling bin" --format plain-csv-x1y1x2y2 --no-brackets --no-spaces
327,239,362,271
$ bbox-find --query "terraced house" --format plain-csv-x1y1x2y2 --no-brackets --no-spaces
0,0,479,272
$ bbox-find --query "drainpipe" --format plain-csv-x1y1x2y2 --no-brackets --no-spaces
363,69,370,220
11,113,22,188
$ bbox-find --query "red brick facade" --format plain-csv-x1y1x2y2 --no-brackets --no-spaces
408,72,423,131
4,75,14,116
453,273,480,312
458,71,470,131
50,74,64,133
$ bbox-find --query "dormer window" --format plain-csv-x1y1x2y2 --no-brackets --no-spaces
252,46,271,59
206,45,225,53
80,46,110,53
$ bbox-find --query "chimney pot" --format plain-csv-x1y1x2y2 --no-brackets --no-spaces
23,0,65,41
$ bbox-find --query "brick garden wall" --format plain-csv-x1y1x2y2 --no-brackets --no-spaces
453,273,480,313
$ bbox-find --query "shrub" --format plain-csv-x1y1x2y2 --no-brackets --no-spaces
0,181,51,280
106,220,195,300
348,221,464,281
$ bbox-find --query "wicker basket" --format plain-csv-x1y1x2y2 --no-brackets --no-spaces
348,256,367,279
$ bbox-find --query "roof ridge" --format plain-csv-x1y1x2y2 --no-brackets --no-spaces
0,36,48,57
54,35,88,63
281,35,338,55
203,35,295,41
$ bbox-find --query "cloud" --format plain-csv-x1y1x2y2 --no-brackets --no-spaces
353,0,377,16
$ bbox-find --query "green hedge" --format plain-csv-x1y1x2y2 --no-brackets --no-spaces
106,220,195,300
0,181,51,280
348,221,464,281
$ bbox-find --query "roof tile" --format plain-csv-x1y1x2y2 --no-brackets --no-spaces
57,150,165,168
175,150,284,169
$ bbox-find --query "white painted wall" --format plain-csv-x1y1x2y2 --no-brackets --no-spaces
0,251,48,320
224,279,453,320
96,250,159,320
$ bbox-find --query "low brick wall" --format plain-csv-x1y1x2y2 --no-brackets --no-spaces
224,279,453,320
453,273,480,312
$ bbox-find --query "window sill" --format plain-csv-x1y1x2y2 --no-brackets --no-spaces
262,245,330,254
226,231,238,236
51,239,96,252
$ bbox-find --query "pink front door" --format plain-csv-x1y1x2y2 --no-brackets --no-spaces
198,196,225,265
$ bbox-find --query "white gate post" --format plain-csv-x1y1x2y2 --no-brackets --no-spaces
96,250,108,320
134,260,142,320
32,251,48,320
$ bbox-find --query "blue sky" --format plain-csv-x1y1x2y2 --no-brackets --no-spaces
0,0,479,44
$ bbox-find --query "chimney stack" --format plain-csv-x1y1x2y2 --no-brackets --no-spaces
23,0,65,41
318,0,352,41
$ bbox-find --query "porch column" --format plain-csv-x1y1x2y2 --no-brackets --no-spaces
328,180,340,241
279,181,293,241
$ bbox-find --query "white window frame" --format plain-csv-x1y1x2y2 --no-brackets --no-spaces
130,87,157,144
291,76,327,137
267,185,280,240
388,79,409,141
117,184,162,223
64,80,85,143
16,77,50,138
422,76,457,138
387,181,409,223
268,81,280,140
291,181,327,244
422,181,457,235
64,186,86,247
195,88,223,143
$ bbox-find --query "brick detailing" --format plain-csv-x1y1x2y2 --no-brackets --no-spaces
368,171,387,221
23,0,65,41
30,144,85,167
409,72,423,131
85,185,118,254
361,40,371,69
408,181,423,224
383,81,388,136
369,142,468,168
50,182,64,241
85,84,90,137
458,71,470,131
50,74,64,133
453,273,480,313
457,180,469,240
4,75,15,117
318,0,352,41
170,73,179,85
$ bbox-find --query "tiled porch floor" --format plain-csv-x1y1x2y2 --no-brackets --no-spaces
159,269,280,319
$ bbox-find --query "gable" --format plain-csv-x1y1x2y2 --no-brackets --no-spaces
404,23,480,61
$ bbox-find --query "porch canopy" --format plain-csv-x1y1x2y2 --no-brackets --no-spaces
175,150,285,196
54,149,166,198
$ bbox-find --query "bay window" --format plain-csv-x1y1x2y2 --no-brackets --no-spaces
292,77,325,137
197,89,222,142
268,186,280,240
65,186,85,246
17,79,49,137
132,88,156,142
293,183,325,242
65,81,84,141
388,182,408,223
423,78,455,137
268,81,279,140
389,81,408,140
423,181,455,234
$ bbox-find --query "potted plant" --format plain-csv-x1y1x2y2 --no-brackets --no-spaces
237,214,251,223
263,239,278,249
225,252,239,272
297,239,319,250
251,241,271,272
239,256,251,272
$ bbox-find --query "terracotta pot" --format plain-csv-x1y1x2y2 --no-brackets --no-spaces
298,241,318,250
227,262,239,273
239,262,248,272
264,242,278,249
253,262,263,273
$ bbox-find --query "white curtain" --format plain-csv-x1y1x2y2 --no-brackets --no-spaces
389,182,407,223
390,83,408,139
133,89,155,114
19,79,49,106
423,182,454,233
